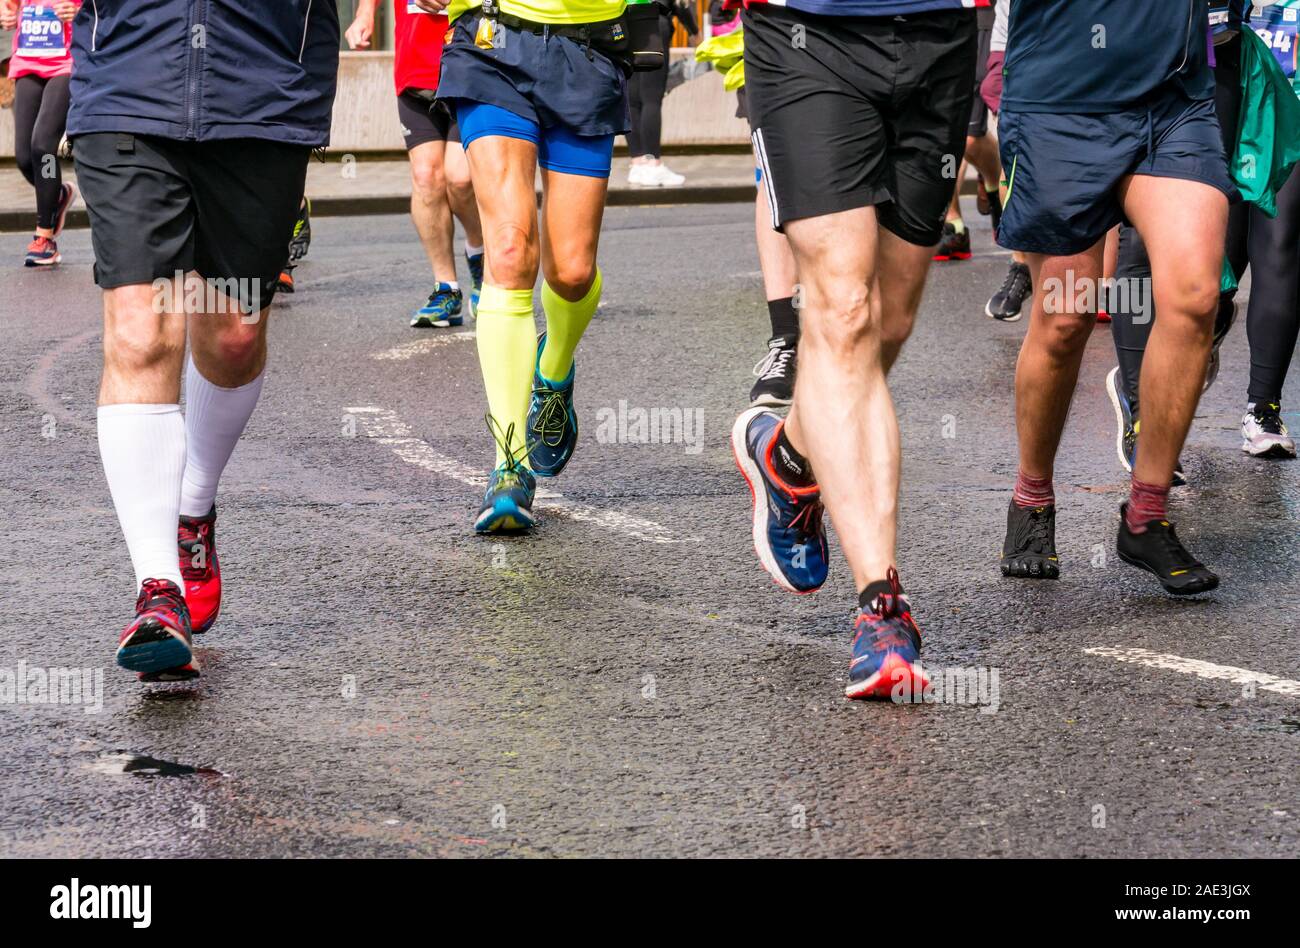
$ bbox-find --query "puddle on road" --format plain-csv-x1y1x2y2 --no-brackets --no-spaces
87,752,223,778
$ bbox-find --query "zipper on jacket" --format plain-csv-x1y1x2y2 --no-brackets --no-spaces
90,0,99,51
184,0,209,139
299,0,314,63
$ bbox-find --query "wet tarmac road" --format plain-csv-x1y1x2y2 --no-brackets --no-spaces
1,204,1297,857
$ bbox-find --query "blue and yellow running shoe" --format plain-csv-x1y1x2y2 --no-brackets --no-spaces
412,283,464,328
730,406,828,593
466,250,484,317
845,569,927,701
527,333,579,477
475,416,537,533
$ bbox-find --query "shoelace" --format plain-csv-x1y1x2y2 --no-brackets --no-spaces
530,386,571,447
997,264,1030,301
786,496,824,538
855,568,916,650
1022,507,1053,553
486,413,531,480
752,340,794,381
1152,522,1202,571
1252,403,1288,435
136,578,186,614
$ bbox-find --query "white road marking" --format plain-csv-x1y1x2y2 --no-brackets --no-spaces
344,406,691,545
1084,646,1300,698
371,331,475,362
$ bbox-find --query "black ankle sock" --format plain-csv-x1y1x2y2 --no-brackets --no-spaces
767,297,798,340
858,578,904,611
772,426,815,487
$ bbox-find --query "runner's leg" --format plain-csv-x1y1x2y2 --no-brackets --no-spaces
1122,174,1227,490
782,207,896,587
465,132,541,466
1014,246,1103,483
409,139,458,285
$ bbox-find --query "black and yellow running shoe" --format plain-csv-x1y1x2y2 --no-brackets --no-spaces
1117,505,1219,595
288,197,312,263
1000,500,1059,579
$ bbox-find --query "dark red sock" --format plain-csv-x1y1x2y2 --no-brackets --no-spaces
1126,477,1169,533
1013,470,1054,508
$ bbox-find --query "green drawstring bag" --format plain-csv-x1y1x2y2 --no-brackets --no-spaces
1220,26,1300,291
694,25,746,90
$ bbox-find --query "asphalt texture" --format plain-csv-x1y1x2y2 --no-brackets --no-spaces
1,203,1297,858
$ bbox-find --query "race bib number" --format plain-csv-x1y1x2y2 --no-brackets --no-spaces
18,4,66,58
407,1,425,13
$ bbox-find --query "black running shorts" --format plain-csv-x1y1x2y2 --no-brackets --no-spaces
398,90,461,150
742,5,977,245
73,133,311,310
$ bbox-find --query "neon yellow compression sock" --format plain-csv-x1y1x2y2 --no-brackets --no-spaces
539,268,602,384
475,283,537,468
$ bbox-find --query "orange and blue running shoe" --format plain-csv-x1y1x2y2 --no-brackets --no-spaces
116,579,199,681
731,406,828,593
845,569,927,701
179,507,221,634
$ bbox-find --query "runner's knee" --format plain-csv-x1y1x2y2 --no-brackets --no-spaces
800,282,877,350
487,222,538,285
542,259,596,300
103,315,183,375
410,158,447,201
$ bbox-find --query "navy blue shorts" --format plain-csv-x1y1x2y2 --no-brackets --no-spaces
436,14,629,140
997,90,1238,257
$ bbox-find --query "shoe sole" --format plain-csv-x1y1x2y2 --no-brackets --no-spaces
1000,556,1059,580
750,393,793,409
117,622,193,675
1105,366,1134,474
1116,549,1220,596
432,317,465,328
933,252,972,262
845,652,929,701
139,663,201,683
984,301,1022,322
53,183,76,238
1241,438,1297,459
475,499,536,534
731,406,820,595
25,255,61,267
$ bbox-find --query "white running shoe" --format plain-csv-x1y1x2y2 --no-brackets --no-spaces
647,162,685,187
1241,403,1297,458
627,163,656,187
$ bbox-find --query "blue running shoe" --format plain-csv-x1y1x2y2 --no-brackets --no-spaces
730,406,829,593
527,333,579,477
1106,366,1137,474
466,251,484,317
474,416,537,533
412,283,464,328
1107,365,1186,485
845,569,927,701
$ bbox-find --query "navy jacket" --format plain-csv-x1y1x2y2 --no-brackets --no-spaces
1003,0,1215,114
68,1,339,147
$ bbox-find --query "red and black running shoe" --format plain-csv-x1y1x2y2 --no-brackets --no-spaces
932,222,972,262
845,569,928,701
116,579,198,680
179,506,222,634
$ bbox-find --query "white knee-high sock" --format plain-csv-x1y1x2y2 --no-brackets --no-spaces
179,357,265,517
97,404,187,590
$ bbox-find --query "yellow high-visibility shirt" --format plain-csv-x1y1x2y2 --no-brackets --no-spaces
446,0,628,26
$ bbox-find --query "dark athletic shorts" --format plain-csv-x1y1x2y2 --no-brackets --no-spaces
73,133,309,311
398,90,461,150
742,5,977,244
997,87,1238,257
969,6,995,136
436,14,629,137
